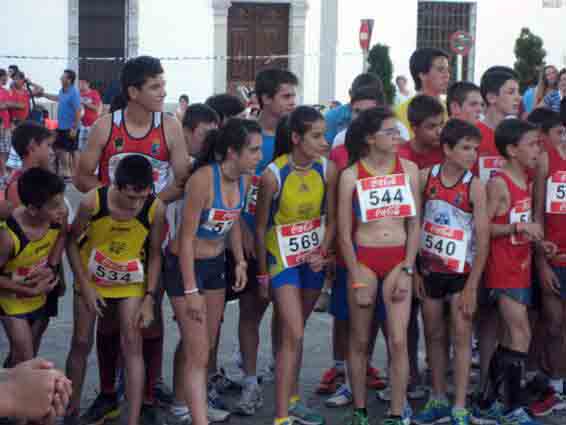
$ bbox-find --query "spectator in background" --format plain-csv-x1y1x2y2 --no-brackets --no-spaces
0,69,12,183
9,71,43,127
7,65,19,88
535,64,559,107
43,109,58,130
78,79,101,151
205,93,246,126
41,69,81,180
329,100,342,110
394,75,411,105
543,68,566,113
175,93,189,122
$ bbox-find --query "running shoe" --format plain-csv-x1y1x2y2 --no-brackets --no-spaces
289,400,325,425
498,407,540,425
79,393,121,425
344,410,369,425
376,387,392,402
470,400,503,425
208,386,228,411
316,367,345,394
452,409,471,425
63,410,80,425
530,392,566,416
261,360,276,383
166,405,192,425
385,404,413,425
412,399,451,425
207,404,231,423
382,416,405,425
367,366,387,390
140,404,165,425
407,383,428,400
210,368,242,394
153,380,175,406
325,384,353,408
234,381,263,416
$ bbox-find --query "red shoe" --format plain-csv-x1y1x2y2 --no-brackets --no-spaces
316,367,345,394
530,391,566,416
366,366,386,390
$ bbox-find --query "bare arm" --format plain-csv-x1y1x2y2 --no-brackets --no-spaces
337,168,358,275
158,115,191,203
467,178,489,289
403,161,421,267
146,200,166,294
73,114,111,193
42,93,59,102
178,169,211,292
533,152,548,231
486,176,515,238
0,230,35,297
322,161,338,253
255,169,278,276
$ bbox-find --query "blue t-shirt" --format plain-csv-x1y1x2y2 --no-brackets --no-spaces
57,86,81,130
522,86,535,114
324,104,352,145
257,133,275,175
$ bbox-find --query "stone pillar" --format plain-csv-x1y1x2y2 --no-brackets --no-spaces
127,0,140,58
212,0,232,93
289,0,308,101
318,0,337,105
68,0,79,73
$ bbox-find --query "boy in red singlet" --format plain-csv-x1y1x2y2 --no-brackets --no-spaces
530,109,566,415
398,95,445,170
413,119,489,425
477,119,542,425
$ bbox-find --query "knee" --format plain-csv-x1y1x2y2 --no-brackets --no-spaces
388,333,408,358
121,329,142,356
281,324,304,351
184,340,209,369
71,332,93,357
452,322,472,349
425,323,445,346
350,331,370,356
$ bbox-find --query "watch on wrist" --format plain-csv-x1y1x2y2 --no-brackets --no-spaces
401,265,415,276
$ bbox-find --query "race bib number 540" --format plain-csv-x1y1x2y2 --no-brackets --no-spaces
88,250,144,286
420,221,468,273
356,174,416,222
276,217,325,268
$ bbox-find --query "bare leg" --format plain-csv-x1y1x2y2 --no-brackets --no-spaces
421,296,448,397
450,294,473,408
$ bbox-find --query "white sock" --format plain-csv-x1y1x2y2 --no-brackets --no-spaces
335,360,346,373
550,379,563,394
171,404,189,416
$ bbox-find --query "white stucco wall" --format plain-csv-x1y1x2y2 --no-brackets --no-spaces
0,0,68,94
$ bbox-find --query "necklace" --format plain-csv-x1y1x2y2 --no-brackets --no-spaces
288,154,313,192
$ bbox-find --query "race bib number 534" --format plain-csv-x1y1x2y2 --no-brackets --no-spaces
356,174,416,222
276,217,325,268
88,250,144,286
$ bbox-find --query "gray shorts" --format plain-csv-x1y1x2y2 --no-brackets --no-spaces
0,127,11,154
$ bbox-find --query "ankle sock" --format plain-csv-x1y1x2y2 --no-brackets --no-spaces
334,360,346,373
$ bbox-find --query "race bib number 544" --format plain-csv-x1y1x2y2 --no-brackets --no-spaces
356,174,416,222
88,250,144,286
276,217,325,268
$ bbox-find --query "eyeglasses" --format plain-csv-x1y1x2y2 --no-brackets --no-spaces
377,127,401,137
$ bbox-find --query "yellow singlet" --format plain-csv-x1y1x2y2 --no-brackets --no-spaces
0,216,60,315
265,154,327,276
78,187,157,298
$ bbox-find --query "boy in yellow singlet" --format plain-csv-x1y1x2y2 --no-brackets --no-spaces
65,155,166,425
0,167,67,366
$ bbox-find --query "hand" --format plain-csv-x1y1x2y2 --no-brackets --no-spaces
517,222,543,242
232,262,248,292
81,283,106,317
241,225,256,260
413,272,426,301
4,358,71,420
353,282,373,308
458,284,477,319
135,296,155,329
185,292,206,323
541,240,559,258
24,267,55,295
257,275,270,301
389,265,411,304
539,262,561,295
306,251,327,273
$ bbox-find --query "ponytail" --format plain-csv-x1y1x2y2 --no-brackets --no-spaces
273,106,324,159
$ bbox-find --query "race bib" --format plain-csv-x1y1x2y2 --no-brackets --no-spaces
356,174,416,222
420,221,468,273
88,250,144,286
479,156,505,183
546,171,566,214
12,258,48,283
201,209,240,236
276,217,325,268
243,175,260,216
510,199,531,245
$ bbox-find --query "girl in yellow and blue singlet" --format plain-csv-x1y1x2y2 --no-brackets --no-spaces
255,106,337,425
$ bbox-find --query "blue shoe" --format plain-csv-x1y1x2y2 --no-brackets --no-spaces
471,401,503,425
451,408,471,425
325,385,353,408
412,399,451,425
402,403,413,425
499,408,540,425
289,400,325,425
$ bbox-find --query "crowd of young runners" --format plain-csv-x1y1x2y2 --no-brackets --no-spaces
1,49,566,425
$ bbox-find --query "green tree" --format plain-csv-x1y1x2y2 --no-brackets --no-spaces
514,27,546,93
367,43,395,105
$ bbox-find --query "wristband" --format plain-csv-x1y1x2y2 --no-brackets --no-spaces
145,290,156,299
184,288,200,296
257,274,270,286
351,282,368,289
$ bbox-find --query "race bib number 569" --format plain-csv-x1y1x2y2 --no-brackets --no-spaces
356,174,416,222
276,217,325,268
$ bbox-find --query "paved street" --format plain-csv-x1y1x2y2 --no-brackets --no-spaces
1,185,565,425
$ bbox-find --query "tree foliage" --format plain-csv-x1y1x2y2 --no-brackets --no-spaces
368,43,395,105
514,27,546,92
